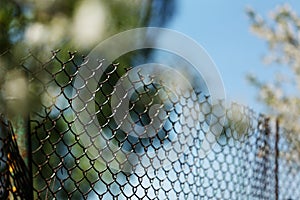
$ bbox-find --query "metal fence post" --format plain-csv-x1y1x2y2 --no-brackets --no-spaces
275,118,279,200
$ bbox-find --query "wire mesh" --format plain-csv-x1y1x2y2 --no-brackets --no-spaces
278,126,300,199
0,114,31,199
0,50,299,199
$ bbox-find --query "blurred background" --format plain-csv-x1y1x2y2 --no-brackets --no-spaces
1,0,300,199
1,0,300,130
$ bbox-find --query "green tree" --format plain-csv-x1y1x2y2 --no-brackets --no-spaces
0,0,177,198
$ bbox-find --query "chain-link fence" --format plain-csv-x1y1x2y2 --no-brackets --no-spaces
0,114,31,199
0,51,299,199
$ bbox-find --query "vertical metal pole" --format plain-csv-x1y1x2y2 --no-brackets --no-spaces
26,70,33,200
275,118,279,200
263,117,270,199
10,115,29,165
28,114,33,200
8,70,33,199
9,113,33,199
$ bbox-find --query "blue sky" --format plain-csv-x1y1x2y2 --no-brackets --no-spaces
166,1,300,113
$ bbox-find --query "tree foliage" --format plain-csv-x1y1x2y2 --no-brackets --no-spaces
247,4,300,135
0,0,177,124
0,1,177,198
